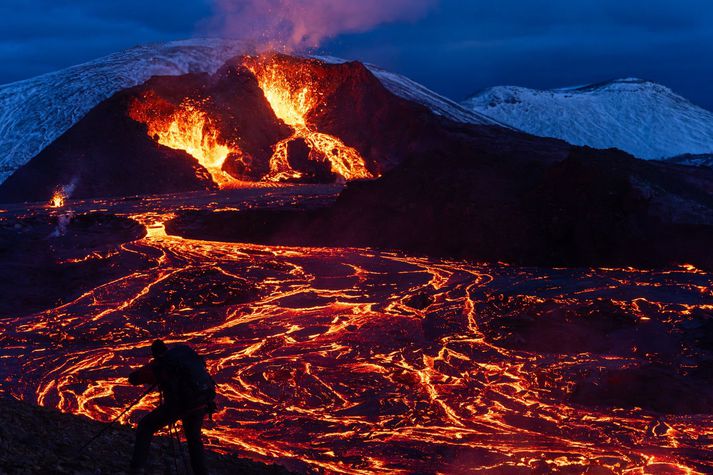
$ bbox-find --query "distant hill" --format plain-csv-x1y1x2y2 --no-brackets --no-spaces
464,78,713,160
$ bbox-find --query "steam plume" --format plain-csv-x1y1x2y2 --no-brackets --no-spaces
204,0,437,51
61,176,79,199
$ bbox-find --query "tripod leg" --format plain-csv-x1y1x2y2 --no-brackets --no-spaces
172,422,191,475
167,424,180,475
130,405,174,472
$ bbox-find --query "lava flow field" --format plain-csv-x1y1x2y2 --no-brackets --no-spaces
1,190,712,474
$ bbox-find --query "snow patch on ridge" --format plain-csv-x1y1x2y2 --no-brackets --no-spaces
0,39,251,184
666,153,713,169
0,40,499,185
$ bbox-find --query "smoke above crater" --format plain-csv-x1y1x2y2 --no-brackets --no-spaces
203,0,437,51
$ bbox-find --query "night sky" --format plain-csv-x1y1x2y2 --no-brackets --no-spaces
2,0,712,108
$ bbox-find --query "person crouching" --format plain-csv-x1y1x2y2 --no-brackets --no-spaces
128,340,216,474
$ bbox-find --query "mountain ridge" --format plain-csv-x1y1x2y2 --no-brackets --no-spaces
464,77,713,160
0,39,495,185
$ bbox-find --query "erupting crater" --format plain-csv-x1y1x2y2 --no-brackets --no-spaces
49,189,66,208
127,54,378,188
243,54,374,182
128,95,241,188
0,51,439,202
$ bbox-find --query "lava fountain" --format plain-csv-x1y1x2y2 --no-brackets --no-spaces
49,189,65,208
244,55,374,182
128,95,242,188
128,55,376,187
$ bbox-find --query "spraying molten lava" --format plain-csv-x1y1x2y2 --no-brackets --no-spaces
49,190,65,208
245,55,374,182
129,96,242,187
128,55,376,186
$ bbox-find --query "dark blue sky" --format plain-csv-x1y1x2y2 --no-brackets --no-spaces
2,0,712,108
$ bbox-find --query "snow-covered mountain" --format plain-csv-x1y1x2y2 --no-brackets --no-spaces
463,78,713,160
0,39,495,185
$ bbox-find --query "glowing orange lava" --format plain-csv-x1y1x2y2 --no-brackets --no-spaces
129,97,241,188
49,190,65,208
3,209,712,473
128,56,376,185
245,55,374,182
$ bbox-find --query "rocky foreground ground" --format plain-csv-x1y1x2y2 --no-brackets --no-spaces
0,397,293,474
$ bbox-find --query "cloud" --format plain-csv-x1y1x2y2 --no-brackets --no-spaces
0,0,204,84
202,0,437,51
319,0,713,108
1,0,711,109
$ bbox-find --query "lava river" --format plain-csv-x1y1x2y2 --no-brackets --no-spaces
1,217,713,473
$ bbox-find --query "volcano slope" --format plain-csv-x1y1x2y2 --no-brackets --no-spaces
0,54,439,202
2,52,712,270
0,396,293,474
167,124,713,271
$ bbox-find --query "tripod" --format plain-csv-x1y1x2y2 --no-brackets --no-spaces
76,384,156,454
156,387,191,475
167,420,190,474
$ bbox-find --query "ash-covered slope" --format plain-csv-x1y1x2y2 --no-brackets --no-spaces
464,78,713,160
0,396,294,474
0,40,495,185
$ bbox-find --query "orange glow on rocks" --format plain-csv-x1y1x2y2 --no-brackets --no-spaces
129,97,241,188
245,55,374,182
49,190,65,208
4,219,712,473
128,56,376,185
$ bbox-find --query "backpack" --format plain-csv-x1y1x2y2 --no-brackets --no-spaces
158,345,216,413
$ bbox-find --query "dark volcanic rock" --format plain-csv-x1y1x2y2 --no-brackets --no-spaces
285,138,337,183
0,212,147,317
165,209,309,244
134,267,258,314
0,93,217,203
478,295,681,357
480,296,638,354
0,396,293,474
165,126,713,270
571,365,713,415
310,140,713,269
212,65,291,176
